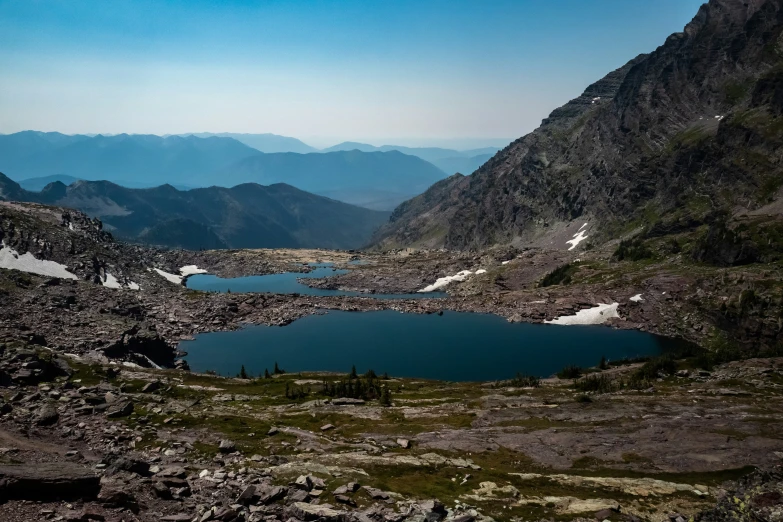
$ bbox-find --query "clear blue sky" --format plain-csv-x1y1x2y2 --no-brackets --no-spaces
0,0,705,148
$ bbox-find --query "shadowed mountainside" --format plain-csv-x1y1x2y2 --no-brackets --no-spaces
0,173,390,250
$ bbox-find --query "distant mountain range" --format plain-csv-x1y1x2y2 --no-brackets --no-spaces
157,133,504,175
0,132,454,210
0,172,389,250
0,131,259,185
321,142,502,175
211,150,447,210
16,174,194,192
174,132,318,154
16,174,82,191
0,131,501,210
321,141,499,160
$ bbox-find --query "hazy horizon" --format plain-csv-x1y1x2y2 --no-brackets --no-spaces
1,0,704,143
2,129,514,151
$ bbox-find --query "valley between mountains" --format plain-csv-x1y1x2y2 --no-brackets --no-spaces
0,1,782,522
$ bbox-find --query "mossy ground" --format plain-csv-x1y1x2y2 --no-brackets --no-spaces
69,352,781,522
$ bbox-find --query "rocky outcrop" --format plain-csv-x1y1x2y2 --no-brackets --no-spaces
0,463,100,501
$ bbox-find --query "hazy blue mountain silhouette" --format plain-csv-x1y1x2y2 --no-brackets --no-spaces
0,172,389,250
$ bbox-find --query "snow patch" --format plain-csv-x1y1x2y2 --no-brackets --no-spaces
102,273,122,289
180,265,208,276
0,242,78,280
127,281,140,290
153,268,183,285
475,269,487,275
566,228,589,251
419,270,479,292
630,294,644,302
501,260,511,265
545,303,620,325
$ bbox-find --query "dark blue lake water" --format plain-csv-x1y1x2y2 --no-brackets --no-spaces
185,264,446,299
181,310,675,381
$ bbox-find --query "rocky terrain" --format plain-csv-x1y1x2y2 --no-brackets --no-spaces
2,199,782,368
1,1,782,520
1,195,782,520
0,336,782,522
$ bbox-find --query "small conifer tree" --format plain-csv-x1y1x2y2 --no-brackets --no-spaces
379,386,392,407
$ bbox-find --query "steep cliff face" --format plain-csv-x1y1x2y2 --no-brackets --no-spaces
373,0,783,250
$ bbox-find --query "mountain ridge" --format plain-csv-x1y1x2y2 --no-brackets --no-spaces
213,149,449,209
0,132,454,210
0,131,260,185
321,142,502,174
0,172,390,250
372,0,783,252
175,132,318,153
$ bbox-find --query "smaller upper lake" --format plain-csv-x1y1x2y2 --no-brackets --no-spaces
185,263,447,299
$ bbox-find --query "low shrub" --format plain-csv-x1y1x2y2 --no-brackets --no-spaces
557,365,582,379
614,238,654,261
573,374,617,393
540,263,579,287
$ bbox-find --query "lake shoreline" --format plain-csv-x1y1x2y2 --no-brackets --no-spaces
180,309,675,381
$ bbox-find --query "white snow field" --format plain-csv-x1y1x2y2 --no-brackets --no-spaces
0,242,78,280
419,268,488,292
566,223,589,251
545,302,620,325
180,265,208,276
102,273,122,289
153,268,183,285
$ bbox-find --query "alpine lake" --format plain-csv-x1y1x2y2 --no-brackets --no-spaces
182,264,679,381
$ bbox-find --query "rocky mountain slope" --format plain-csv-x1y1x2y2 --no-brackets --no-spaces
0,173,390,250
373,0,783,251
